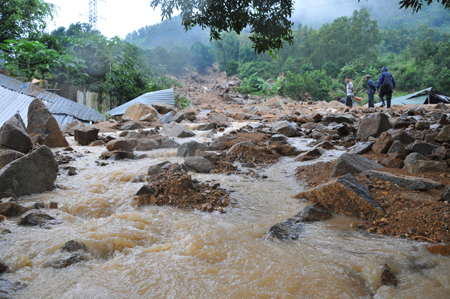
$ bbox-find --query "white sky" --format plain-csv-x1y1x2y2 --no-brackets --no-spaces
46,0,162,38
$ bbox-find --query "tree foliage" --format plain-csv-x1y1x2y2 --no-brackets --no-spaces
0,0,55,43
150,0,294,53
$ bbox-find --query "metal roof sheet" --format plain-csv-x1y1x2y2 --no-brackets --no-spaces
0,74,105,123
107,88,175,116
376,88,432,106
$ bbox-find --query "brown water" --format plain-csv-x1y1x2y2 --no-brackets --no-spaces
1,124,450,299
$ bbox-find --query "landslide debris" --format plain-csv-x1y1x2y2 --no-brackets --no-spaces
134,163,230,212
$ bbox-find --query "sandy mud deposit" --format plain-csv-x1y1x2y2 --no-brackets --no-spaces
0,73,449,298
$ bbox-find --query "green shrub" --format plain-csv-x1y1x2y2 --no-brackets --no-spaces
284,70,332,101
175,95,191,109
226,59,239,76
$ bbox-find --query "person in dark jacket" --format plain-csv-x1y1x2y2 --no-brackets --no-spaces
365,74,376,108
376,66,396,108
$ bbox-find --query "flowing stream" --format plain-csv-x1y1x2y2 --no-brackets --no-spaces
1,123,449,299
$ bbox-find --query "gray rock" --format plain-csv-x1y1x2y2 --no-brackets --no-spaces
152,102,175,114
74,128,99,146
46,253,86,269
267,134,289,145
18,210,61,227
415,121,430,130
321,114,356,125
148,161,172,176
348,142,374,154
296,148,325,162
160,138,180,149
196,123,215,131
356,113,393,140
125,131,148,139
387,140,409,159
0,114,33,153
160,111,186,124
272,121,297,137
387,129,415,144
183,156,213,173
61,240,87,253
0,278,25,297
177,141,208,157
0,149,24,169
209,113,228,123
120,121,144,130
435,125,450,143
408,142,439,156
264,204,332,241
161,122,195,138
359,170,442,191
403,160,448,173
0,146,58,199
404,152,427,165
106,139,135,152
136,139,160,151
330,153,384,178
392,117,416,129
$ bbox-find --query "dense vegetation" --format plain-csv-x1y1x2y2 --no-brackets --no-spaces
0,21,179,107
218,6,450,102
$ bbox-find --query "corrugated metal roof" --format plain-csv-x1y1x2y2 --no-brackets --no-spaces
107,88,175,116
0,74,105,124
0,87,35,127
376,88,432,106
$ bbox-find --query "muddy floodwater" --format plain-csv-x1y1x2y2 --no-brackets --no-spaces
1,123,450,299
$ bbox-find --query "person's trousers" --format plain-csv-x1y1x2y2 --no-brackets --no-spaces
368,93,374,108
379,90,392,108
346,95,353,107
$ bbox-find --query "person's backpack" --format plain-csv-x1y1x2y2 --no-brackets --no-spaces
381,72,394,91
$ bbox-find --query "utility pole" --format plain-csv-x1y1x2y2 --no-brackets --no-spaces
89,0,98,30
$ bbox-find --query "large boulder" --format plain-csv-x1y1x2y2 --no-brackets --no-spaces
408,142,439,156
209,113,228,123
264,204,332,241
435,125,450,143
359,170,442,191
387,140,409,159
403,160,448,173
136,139,160,151
348,142,374,154
152,102,175,115
404,152,427,165
272,121,297,137
27,99,69,148
161,122,195,138
356,113,392,141
0,146,58,199
123,103,158,121
297,173,385,220
74,128,99,146
148,161,172,176
177,141,208,157
160,138,180,149
387,129,415,144
120,121,144,131
106,140,135,152
0,202,30,216
321,114,356,125
296,148,325,162
0,114,33,153
372,132,394,154
160,111,186,124
0,149,24,169
183,156,213,173
330,153,384,178
392,117,416,129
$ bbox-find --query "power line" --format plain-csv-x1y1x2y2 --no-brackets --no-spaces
296,0,359,10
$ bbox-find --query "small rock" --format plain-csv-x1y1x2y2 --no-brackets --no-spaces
61,240,87,253
381,264,398,286
17,210,61,227
46,253,86,269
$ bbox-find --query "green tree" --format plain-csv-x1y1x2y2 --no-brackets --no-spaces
0,0,55,43
190,41,215,74
226,59,239,76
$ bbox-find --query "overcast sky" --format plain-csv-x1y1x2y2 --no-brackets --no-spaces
45,0,371,38
46,0,162,38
